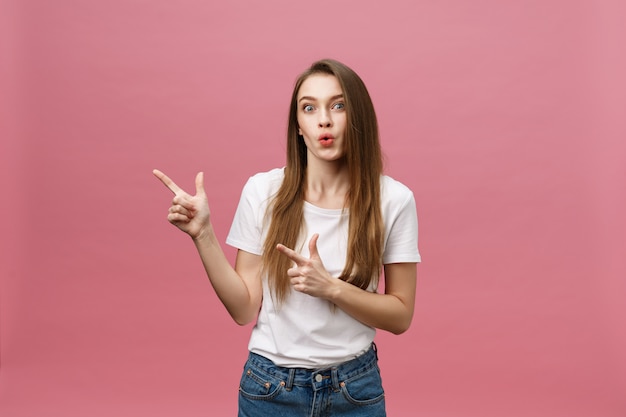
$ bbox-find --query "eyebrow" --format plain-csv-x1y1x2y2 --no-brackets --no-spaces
298,94,344,103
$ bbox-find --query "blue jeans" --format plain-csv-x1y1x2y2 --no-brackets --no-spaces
238,344,386,417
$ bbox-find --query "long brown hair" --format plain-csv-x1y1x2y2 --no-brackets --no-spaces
262,59,384,303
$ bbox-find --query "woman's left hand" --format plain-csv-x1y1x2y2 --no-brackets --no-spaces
276,234,338,299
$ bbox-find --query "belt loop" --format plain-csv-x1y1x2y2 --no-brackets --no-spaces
372,342,379,360
331,367,340,392
285,368,295,391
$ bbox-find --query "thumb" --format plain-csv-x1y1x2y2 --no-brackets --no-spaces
308,233,320,259
195,172,206,196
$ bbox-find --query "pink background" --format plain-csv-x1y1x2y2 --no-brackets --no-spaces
1,0,625,416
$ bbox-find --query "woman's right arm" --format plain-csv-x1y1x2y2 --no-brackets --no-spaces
153,169,262,325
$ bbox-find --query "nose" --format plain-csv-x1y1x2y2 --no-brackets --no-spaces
318,108,332,128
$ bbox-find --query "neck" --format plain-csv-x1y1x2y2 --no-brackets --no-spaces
305,159,350,209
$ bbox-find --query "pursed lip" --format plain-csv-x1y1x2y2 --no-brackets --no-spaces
318,133,335,141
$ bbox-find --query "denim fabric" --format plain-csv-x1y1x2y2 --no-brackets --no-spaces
238,344,386,417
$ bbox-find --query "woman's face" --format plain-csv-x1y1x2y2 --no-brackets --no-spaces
296,74,347,165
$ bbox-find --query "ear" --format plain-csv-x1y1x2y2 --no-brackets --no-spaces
298,127,302,136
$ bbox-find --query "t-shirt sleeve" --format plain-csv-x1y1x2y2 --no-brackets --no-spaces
226,177,265,255
382,190,421,264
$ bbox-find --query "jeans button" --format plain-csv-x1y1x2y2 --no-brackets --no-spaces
315,374,323,382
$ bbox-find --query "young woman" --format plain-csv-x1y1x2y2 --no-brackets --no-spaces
154,59,420,416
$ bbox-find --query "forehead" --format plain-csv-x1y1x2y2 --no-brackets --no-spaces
297,74,343,99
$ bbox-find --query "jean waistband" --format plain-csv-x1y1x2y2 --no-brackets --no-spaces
244,343,379,391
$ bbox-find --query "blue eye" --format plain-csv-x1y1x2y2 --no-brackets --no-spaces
332,102,345,110
303,104,314,112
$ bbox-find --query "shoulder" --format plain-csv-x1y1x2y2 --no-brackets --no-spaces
241,167,285,200
380,175,414,204
247,167,284,185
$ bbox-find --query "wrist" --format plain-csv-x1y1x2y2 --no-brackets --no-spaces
327,278,345,302
192,224,216,245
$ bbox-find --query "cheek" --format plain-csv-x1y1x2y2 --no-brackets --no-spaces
337,114,347,130
296,115,305,135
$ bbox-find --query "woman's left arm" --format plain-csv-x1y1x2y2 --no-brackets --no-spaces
329,262,417,334
277,234,417,334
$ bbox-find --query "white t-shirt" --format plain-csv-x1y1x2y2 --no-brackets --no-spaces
226,168,420,368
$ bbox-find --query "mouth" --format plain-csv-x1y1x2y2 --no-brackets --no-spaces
318,133,335,147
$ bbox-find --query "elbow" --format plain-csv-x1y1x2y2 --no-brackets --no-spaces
229,308,257,326
232,314,255,326
389,324,409,335
231,306,260,326
233,317,246,326
227,298,261,326
389,316,413,335
227,300,260,326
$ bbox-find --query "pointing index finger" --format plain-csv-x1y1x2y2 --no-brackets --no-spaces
152,169,183,195
276,243,307,265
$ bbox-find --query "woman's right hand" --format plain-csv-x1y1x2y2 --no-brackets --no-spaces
153,169,211,241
